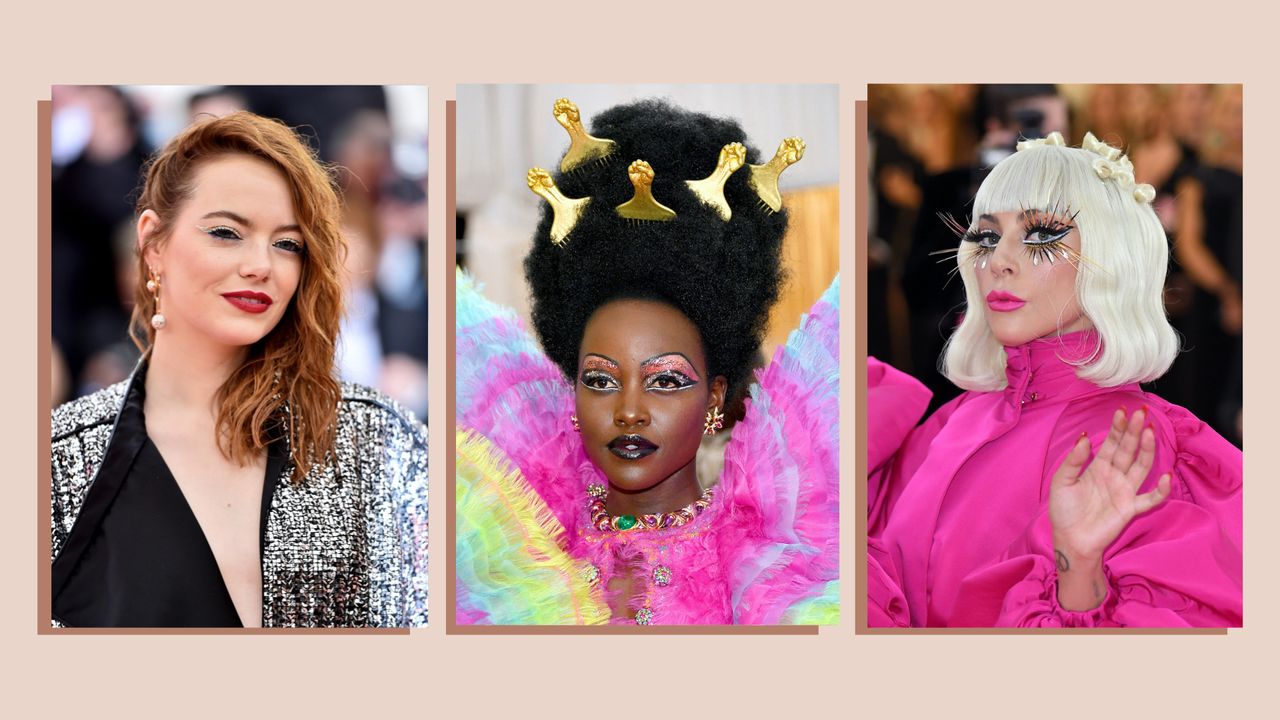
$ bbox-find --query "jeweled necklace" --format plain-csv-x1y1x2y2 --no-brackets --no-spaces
587,482,714,532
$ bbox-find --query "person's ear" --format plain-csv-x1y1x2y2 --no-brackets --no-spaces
709,376,727,412
137,209,163,271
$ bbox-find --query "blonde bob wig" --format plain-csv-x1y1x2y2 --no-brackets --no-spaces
942,133,1179,391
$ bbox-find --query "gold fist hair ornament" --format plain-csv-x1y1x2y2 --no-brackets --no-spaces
526,98,805,247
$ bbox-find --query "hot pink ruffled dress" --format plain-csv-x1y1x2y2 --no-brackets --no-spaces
868,333,1243,627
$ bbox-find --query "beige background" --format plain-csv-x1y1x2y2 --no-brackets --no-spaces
4,0,1275,716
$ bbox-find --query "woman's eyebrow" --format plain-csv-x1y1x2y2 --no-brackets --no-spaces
640,352,696,367
978,214,999,225
581,353,619,369
640,353,702,380
202,209,251,226
202,210,301,235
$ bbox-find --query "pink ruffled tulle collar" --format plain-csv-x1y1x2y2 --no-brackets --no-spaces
1001,331,1113,408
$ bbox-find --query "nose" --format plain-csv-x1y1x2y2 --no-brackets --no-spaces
988,235,1019,276
613,383,650,429
239,237,273,281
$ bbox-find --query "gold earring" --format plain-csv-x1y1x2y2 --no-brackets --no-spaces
703,407,724,436
146,270,166,330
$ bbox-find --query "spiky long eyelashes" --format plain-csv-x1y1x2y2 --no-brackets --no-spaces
946,208,1081,268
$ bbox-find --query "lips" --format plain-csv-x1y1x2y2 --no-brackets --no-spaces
222,290,274,314
607,434,658,460
986,290,1026,312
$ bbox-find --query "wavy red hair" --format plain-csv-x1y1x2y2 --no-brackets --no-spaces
132,111,346,478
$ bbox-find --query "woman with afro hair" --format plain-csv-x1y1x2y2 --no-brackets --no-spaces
455,98,838,625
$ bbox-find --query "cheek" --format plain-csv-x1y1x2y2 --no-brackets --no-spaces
574,390,612,434
974,265,992,293
278,258,304,300
653,395,710,442
1037,262,1080,311
166,246,219,294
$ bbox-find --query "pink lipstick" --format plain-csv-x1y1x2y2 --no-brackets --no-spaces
222,290,273,314
986,290,1025,312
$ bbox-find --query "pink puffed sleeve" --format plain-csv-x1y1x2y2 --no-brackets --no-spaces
866,358,932,531
864,358,929,628
867,357,932,475
867,538,911,627
951,401,1243,628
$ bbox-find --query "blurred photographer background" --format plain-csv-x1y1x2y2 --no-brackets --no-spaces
868,84,1243,447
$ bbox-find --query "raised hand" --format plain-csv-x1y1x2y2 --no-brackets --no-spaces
1049,407,1172,610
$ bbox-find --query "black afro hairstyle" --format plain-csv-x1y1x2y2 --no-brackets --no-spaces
524,99,789,402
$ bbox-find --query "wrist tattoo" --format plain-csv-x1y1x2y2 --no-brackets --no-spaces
1093,580,1105,603
1055,549,1070,572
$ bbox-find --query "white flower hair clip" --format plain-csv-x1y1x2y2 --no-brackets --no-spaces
1015,131,1156,204
1015,131,1067,151
1080,132,1157,204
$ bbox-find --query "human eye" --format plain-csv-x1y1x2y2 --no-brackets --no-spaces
1020,209,1078,266
1023,222,1072,245
962,228,1001,250
274,237,305,254
645,371,696,392
579,369,619,392
198,224,242,241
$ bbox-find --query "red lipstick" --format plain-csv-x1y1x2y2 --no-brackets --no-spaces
222,290,274,314
986,290,1025,312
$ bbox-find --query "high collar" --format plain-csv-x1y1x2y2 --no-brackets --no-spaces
1001,331,1113,408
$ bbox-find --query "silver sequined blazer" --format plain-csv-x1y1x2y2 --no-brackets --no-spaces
50,372,429,628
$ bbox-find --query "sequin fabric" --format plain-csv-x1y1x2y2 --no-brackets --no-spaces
50,380,429,628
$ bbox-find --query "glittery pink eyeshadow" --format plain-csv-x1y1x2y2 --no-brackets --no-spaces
581,355,618,372
642,355,700,381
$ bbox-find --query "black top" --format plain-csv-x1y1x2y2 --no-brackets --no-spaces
51,369,285,627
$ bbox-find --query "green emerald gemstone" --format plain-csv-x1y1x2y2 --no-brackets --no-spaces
615,515,638,530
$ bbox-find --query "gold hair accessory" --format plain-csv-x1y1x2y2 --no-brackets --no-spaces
615,160,676,222
527,168,590,247
686,142,746,221
554,98,618,173
748,137,805,213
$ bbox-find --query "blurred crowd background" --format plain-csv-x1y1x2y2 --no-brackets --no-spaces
456,84,840,484
50,85,430,420
869,84,1243,447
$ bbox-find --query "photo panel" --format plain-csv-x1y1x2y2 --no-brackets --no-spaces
454,83,840,628
46,85,430,630
865,83,1243,630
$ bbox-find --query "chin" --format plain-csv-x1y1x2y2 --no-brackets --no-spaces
985,316,1048,348
196,323,277,350
582,450,657,493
